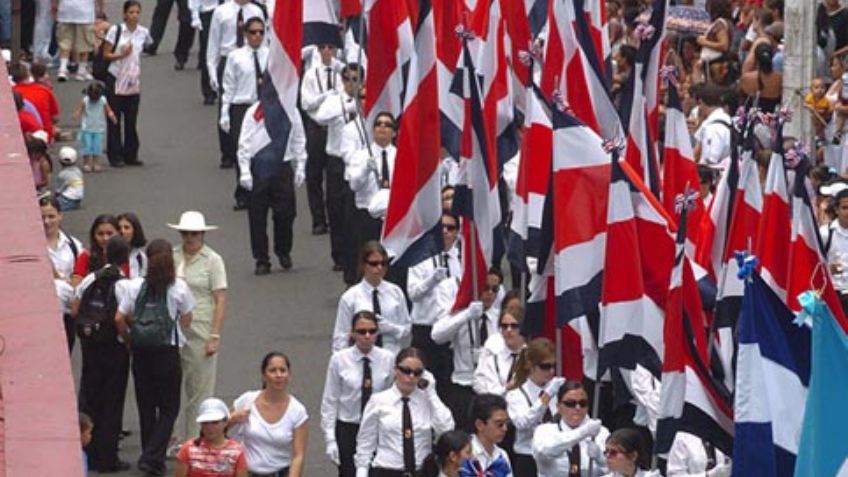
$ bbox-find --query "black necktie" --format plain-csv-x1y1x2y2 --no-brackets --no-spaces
479,312,489,345
380,149,390,188
326,66,333,90
372,288,383,347
441,252,450,277
236,7,244,47
567,443,581,477
401,397,415,473
361,357,372,412
506,353,518,382
253,50,262,95
540,391,553,423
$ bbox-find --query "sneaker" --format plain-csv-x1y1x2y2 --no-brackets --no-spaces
82,164,93,173
57,69,68,82
166,441,182,459
78,69,94,81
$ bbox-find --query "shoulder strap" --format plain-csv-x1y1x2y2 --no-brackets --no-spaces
518,385,533,407
826,226,836,254
62,230,79,261
136,252,143,275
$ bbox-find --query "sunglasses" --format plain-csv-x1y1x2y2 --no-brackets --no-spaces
246,29,264,35
397,365,425,377
604,448,623,458
442,223,458,231
560,399,589,408
499,323,520,330
365,260,388,268
354,328,379,336
374,121,395,129
537,362,556,371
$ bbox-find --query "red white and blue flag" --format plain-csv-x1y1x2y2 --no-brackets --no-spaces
754,123,790,301
363,0,414,129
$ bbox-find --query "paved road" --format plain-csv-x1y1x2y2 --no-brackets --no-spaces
54,2,340,475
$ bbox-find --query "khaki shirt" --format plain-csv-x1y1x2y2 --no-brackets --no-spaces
174,244,227,322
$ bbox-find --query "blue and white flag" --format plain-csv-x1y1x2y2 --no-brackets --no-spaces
794,292,848,477
734,268,811,477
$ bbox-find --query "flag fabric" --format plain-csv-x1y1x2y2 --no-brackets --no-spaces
655,196,734,458
734,267,811,477
340,0,362,18
302,0,342,47
794,291,848,477
575,0,610,74
363,0,414,129
434,0,466,158
754,127,790,301
245,0,305,178
381,0,443,267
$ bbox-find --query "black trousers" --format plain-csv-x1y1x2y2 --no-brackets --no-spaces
342,189,360,285
326,155,348,266
216,57,232,165
441,382,475,430
148,0,195,62
249,162,296,263
198,10,215,99
411,325,452,393
105,74,140,164
63,313,75,353
512,453,538,477
335,421,359,477
305,117,329,228
79,339,130,469
229,103,251,206
133,346,181,471
347,207,383,280
369,469,415,477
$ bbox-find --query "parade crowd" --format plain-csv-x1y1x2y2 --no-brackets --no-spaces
7,0,848,475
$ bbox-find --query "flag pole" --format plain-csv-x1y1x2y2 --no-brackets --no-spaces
351,10,374,159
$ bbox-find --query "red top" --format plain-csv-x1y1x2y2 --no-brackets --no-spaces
18,110,41,136
73,251,131,278
12,82,59,141
176,439,247,477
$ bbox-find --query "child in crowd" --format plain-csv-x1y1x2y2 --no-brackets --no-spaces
30,62,53,90
56,146,85,211
73,82,116,172
80,412,94,475
94,12,110,51
27,131,52,193
806,77,833,141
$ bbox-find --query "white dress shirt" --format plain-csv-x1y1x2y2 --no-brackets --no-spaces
505,379,557,456
431,279,500,387
320,345,396,445
206,0,266,79
339,116,370,165
666,432,730,477
473,339,523,396
695,108,732,168
222,44,268,106
332,279,411,355
237,102,308,188
822,221,848,292
406,246,462,326
354,385,454,475
300,62,344,118
189,0,219,16
115,277,195,347
128,247,147,278
470,434,513,475
313,90,359,157
48,231,83,281
533,416,610,477
346,143,397,210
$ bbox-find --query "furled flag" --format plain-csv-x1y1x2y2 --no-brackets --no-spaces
575,0,610,75
734,265,810,477
434,0,466,158
754,123,790,301
794,292,848,477
381,0,443,267
363,0,414,129
655,188,733,459
302,0,342,47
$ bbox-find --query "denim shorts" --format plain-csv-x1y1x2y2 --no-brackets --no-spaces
78,130,104,156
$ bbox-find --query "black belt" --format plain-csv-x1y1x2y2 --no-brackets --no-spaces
248,468,289,477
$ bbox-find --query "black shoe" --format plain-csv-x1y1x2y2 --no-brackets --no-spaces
312,224,328,235
279,255,292,270
110,161,125,168
125,159,144,166
203,95,216,105
138,461,166,476
97,460,131,473
332,263,345,272
255,262,272,275
233,201,248,211
220,161,234,169
174,60,185,71
142,47,157,56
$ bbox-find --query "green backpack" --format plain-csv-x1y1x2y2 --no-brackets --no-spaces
130,281,177,349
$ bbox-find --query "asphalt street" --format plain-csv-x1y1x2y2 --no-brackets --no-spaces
53,2,342,474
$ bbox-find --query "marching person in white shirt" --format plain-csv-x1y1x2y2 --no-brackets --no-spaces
666,432,731,477
332,241,411,354
206,0,265,168
418,430,473,477
300,41,343,236
220,16,268,211
473,307,526,396
601,428,661,477
321,311,395,477
533,381,610,477
505,337,564,477
407,212,462,388
355,347,455,477
312,62,363,272
188,0,219,103
468,394,513,475
431,268,503,426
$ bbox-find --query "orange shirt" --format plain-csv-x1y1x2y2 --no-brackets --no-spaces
176,439,247,477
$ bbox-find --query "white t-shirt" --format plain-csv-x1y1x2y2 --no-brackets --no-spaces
55,279,75,314
105,23,153,78
57,0,96,24
115,277,195,347
231,391,309,474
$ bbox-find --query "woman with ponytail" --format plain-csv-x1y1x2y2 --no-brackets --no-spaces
739,42,782,113
418,430,471,477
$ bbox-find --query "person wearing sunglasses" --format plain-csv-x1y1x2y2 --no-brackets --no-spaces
300,41,344,236
321,311,394,477
473,308,526,396
205,0,265,168
468,393,513,474
431,268,503,425
219,16,268,211
355,347,454,477
532,381,609,477
505,337,565,477
312,62,366,273
332,241,410,354
601,428,659,477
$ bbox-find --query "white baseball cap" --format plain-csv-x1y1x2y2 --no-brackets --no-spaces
59,146,78,165
196,398,230,423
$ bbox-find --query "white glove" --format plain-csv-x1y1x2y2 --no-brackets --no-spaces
219,114,230,133
191,13,202,30
294,163,306,188
367,156,380,175
431,267,449,283
209,74,219,92
325,442,340,466
467,301,484,319
421,369,438,397
343,97,358,114
239,173,253,191
578,419,603,440
586,440,604,462
707,463,732,477
544,376,566,398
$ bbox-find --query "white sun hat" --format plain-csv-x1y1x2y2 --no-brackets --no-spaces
167,211,219,232
196,397,230,423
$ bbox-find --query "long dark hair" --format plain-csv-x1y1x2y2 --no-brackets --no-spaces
358,241,389,276
395,346,428,368
418,430,470,477
145,239,175,294
512,337,555,387
105,235,130,267
260,351,291,389
607,428,652,470
87,214,120,272
754,43,774,74
117,212,148,248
